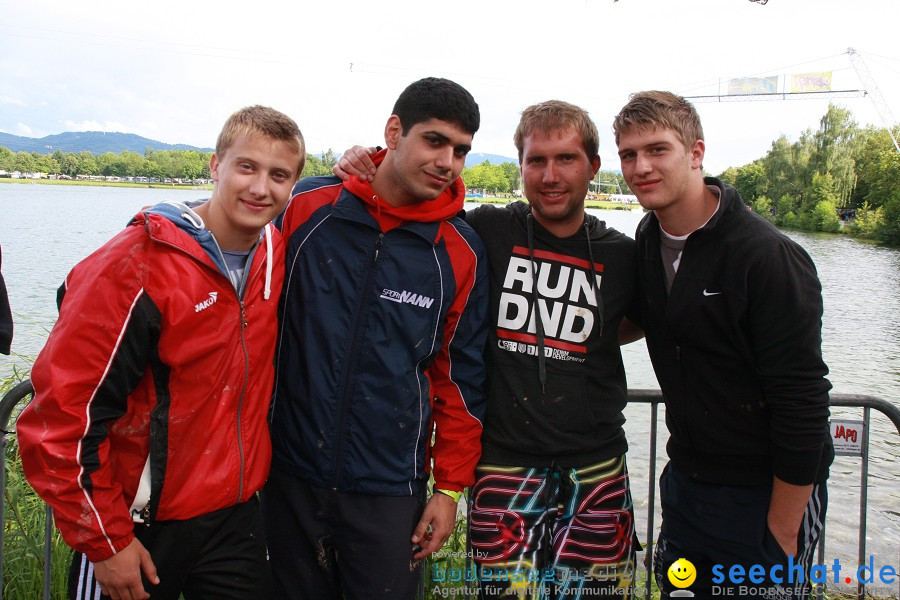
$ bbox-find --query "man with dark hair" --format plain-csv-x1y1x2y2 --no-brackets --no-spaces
335,99,641,599
18,105,305,600
263,77,489,599
614,90,832,600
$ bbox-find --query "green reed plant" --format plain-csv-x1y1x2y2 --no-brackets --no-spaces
2,367,69,599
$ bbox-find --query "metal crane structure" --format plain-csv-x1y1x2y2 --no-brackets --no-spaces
847,47,900,154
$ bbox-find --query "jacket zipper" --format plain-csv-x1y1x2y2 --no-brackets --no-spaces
330,233,383,489
235,299,249,501
661,234,698,464
154,235,264,505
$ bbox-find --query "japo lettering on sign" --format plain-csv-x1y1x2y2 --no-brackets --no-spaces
829,419,864,457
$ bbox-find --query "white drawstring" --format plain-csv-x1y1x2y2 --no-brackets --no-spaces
264,223,273,300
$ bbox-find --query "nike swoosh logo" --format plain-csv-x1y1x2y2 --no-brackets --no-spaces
703,289,722,296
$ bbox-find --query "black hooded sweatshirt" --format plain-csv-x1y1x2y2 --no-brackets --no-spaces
466,202,639,468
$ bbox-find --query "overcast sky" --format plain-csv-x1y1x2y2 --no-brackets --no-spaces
2,0,898,174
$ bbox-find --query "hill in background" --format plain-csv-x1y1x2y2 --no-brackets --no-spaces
1,131,519,165
0,131,213,154
465,152,516,167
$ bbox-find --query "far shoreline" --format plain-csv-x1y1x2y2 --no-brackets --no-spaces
0,177,642,211
0,177,213,192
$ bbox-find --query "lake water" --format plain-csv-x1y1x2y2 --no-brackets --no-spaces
1,184,897,582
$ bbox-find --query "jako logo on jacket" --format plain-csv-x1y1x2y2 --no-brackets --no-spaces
194,291,218,312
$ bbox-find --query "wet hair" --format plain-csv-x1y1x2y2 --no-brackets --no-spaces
612,91,704,148
513,100,600,163
216,105,306,173
392,77,480,135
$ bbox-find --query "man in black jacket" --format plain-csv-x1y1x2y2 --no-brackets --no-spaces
614,91,833,600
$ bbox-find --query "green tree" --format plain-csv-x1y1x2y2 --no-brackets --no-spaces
95,152,121,176
300,153,330,177
76,151,98,175
31,152,59,174
751,195,773,221
850,202,883,239
853,126,900,209
731,161,767,203
774,194,797,226
763,136,802,203
811,104,859,208
58,152,80,177
875,191,900,245
462,162,507,194
801,173,841,231
14,152,36,173
320,149,338,172
595,170,626,195
499,161,520,193
718,166,739,188
0,146,14,171
119,151,146,177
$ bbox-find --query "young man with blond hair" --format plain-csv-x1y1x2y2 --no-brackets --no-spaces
18,105,305,600
614,91,832,600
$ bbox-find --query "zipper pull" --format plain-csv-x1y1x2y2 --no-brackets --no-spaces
373,234,384,265
240,301,248,329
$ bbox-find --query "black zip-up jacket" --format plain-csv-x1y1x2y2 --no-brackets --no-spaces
467,202,638,468
635,178,833,486
0,245,12,355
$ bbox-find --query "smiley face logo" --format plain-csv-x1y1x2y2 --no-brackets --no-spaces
667,558,696,589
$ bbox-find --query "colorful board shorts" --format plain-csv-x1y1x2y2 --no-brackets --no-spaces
469,455,638,599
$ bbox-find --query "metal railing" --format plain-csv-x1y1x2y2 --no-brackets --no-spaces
625,390,900,600
2,380,899,600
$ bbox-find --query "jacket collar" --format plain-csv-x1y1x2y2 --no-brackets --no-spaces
331,190,444,244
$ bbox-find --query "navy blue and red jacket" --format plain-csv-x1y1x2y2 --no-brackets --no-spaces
271,158,489,497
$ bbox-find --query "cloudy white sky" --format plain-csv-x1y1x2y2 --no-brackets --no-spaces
1,0,898,174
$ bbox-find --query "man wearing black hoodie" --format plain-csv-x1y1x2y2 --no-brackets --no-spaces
464,101,640,599
614,91,832,600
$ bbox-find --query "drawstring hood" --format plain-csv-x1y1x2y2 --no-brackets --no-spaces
263,223,273,300
584,221,605,338
139,200,274,302
343,149,467,231
526,213,549,394
525,209,606,394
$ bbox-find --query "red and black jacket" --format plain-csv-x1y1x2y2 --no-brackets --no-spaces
17,203,283,562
